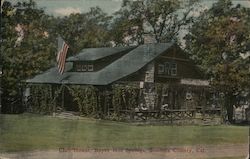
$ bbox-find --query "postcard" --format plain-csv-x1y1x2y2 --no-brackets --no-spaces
0,0,249,159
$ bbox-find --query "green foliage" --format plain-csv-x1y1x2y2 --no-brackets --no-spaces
112,86,123,114
67,84,140,120
29,85,54,114
28,84,140,120
68,85,98,116
1,1,57,112
111,0,199,45
57,7,113,54
1,1,113,113
185,0,250,122
113,85,139,108
185,0,250,92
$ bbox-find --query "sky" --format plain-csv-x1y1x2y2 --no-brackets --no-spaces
7,0,250,48
36,0,122,16
9,0,250,16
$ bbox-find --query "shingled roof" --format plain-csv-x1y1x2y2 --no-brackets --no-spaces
26,43,174,85
66,46,135,61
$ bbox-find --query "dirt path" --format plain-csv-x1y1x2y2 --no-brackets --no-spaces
0,144,248,159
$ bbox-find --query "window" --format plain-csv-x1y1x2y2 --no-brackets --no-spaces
158,62,177,76
75,63,94,72
165,62,171,75
82,65,87,71
76,64,82,72
88,64,94,71
171,63,177,76
158,64,164,74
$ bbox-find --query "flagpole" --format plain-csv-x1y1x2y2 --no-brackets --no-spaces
62,85,64,112
53,36,60,117
52,85,56,117
55,35,70,115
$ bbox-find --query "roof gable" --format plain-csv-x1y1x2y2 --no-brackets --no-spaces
27,43,174,85
66,46,135,62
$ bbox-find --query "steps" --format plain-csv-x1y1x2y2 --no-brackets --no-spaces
55,111,80,120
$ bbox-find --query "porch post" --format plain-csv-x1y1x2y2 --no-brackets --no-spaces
52,85,56,117
62,85,65,111
202,89,207,120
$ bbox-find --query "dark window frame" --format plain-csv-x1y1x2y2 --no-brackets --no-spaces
82,65,87,71
158,64,165,74
165,62,171,75
171,63,177,76
87,64,94,71
158,62,177,76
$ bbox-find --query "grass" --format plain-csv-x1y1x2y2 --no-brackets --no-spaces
0,114,248,152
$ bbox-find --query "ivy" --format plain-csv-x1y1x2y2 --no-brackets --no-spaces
28,84,63,114
29,84,51,114
111,84,140,119
28,83,141,121
67,85,98,117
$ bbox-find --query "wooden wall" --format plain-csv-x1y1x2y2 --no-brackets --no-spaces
154,45,203,83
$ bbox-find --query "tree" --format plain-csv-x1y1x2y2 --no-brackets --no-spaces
1,0,57,113
1,1,113,113
185,0,250,122
111,0,199,46
57,7,113,54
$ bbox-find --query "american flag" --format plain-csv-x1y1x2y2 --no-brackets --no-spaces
57,36,69,74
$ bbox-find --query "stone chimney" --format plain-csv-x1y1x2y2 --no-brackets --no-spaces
142,16,156,44
141,33,157,110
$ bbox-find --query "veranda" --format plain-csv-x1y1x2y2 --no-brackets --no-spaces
24,81,224,124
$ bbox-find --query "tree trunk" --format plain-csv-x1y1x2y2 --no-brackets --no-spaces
225,92,235,123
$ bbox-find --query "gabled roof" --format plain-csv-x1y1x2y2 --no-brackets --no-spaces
26,43,174,85
66,46,135,62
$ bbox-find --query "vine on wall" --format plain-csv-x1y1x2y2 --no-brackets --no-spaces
111,84,140,119
28,83,141,120
29,84,62,114
67,85,98,117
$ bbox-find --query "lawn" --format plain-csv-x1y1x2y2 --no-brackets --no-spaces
0,114,248,152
